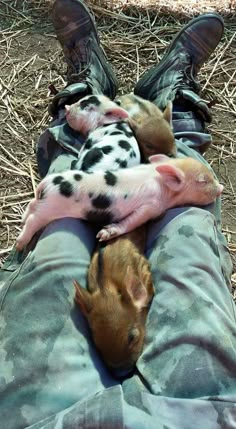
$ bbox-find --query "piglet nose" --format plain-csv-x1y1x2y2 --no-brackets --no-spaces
217,184,224,197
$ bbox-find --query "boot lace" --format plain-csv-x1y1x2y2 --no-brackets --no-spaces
175,63,201,94
64,38,91,84
68,64,90,84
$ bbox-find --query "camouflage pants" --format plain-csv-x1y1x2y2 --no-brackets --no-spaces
0,103,236,429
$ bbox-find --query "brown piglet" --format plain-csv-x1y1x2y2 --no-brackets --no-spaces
74,226,154,373
116,93,176,159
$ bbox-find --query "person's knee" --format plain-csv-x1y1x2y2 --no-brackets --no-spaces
31,218,97,270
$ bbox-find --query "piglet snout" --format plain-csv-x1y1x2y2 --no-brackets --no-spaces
217,183,224,197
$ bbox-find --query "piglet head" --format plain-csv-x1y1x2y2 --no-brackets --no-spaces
65,94,128,135
150,155,223,205
74,264,153,374
172,158,224,204
116,94,176,159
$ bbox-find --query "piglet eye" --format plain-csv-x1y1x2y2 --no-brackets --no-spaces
115,99,121,106
128,328,140,346
87,105,96,112
196,174,208,184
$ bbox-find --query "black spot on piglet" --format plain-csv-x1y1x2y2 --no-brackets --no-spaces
130,150,137,158
116,159,127,168
118,140,131,151
80,96,101,110
104,171,117,186
109,131,123,136
53,175,64,185
101,145,113,155
60,180,73,197
120,160,127,168
84,138,94,150
81,148,104,171
116,123,133,138
74,173,82,181
92,194,111,209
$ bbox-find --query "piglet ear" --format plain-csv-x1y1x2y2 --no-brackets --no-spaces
149,154,170,163
73,280,93,316
65,105,70,113
126,266,149,310
155,163,185,191
87,252,102,293
127,117,137,131
138,265,154,306
102,106,129,124
162,101,173,127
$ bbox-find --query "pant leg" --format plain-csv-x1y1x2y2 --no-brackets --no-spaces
0,112,119,429
140,204,235,399
120,130,236,427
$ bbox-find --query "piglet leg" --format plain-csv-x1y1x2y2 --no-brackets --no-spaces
22,198,38,223
16,212,48,250
17,197,63,250
96,205,156,241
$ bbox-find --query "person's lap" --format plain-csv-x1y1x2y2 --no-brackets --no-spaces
0,126,235,428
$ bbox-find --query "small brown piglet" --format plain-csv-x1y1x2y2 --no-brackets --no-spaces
116,93,176,159
74,226,154,373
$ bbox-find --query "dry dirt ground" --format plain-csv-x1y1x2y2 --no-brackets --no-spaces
0,1,235,296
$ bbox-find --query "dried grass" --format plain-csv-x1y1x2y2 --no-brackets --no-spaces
0,0,235,296
88,0,236,18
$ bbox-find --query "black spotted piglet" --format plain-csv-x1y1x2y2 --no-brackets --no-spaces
65,95,140,172
16,154,223,250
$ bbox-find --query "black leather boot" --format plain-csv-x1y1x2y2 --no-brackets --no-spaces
49,0,118,116
134,13,224,123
